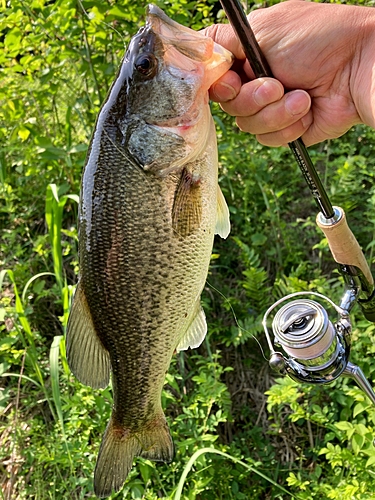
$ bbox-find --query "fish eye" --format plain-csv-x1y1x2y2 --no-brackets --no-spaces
135,54,157,77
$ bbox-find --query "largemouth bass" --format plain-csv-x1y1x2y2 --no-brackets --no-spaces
66,5,232,497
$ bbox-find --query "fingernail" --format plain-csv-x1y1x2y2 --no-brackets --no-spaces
253,80,282,106
212,82,237,101
285,90,310,116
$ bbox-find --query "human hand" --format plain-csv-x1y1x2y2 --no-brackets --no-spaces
204,0,375,146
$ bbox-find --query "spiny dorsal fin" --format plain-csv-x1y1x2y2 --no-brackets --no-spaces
177,300,207,351
215,185,230,239
66,282,111,389
172,168,202,238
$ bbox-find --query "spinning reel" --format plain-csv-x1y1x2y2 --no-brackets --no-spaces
261,207,375,404
219,0,375,404
263,291,375,404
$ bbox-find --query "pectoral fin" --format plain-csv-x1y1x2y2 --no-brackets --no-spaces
215,185,230,239
177,300,207,351
66,282,111,389
172,168,202,238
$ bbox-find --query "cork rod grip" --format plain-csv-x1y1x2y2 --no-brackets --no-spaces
316,209,373,286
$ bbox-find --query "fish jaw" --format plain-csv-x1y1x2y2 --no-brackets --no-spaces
146,4,233,90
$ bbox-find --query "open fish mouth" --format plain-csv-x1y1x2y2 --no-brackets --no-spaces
146,4,215,62
146,4,233,86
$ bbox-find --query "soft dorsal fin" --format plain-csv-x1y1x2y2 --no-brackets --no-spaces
177,300,207,351
215,185,230,239
66,282,111,389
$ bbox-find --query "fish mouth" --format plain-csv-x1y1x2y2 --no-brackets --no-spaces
146,4,213,62
146,4,233,88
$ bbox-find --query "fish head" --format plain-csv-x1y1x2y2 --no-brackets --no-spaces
120,4,233,174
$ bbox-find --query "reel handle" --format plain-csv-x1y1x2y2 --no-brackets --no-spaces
316,206,373,286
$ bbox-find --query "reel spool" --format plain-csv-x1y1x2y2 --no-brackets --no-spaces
263,292,375,405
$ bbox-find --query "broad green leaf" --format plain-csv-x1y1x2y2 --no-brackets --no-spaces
354,423,369,436
353,401,370,417
4,27,22,49
335,421,353,433
352,434,365,454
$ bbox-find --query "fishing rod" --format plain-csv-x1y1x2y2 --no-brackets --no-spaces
219,0,375,404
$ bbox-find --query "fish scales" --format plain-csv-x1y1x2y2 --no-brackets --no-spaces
85,157,214,423
66,4,233,497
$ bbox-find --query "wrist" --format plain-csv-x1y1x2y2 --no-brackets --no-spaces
351,7,375,129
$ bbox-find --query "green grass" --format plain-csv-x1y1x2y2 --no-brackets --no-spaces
174,448,300,500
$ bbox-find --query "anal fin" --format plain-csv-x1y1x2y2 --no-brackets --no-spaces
177,300,207,351
66,282,110,389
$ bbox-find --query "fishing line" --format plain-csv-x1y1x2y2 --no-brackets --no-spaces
206,280,269,361
76,0,89,19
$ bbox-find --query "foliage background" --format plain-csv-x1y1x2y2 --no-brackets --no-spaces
2,0,375,498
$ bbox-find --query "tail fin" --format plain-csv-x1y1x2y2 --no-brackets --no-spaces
94,415,174,498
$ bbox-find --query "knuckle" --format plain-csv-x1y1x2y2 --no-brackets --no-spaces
220,103,236,117
202,24,219,41
236,117,256,134
262,108,284,131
